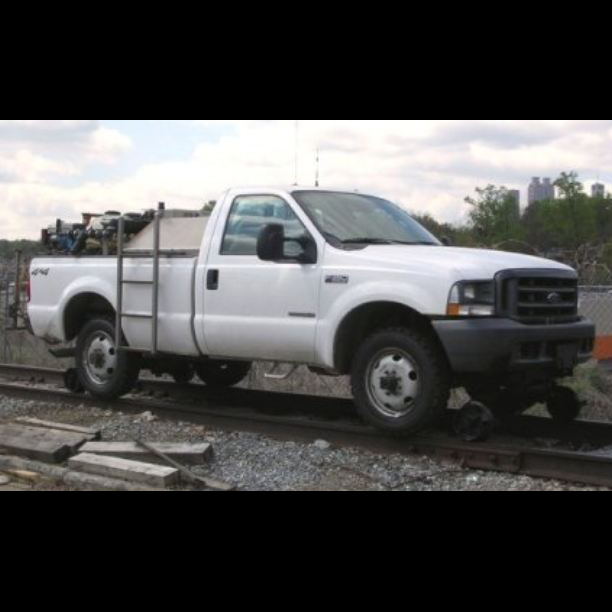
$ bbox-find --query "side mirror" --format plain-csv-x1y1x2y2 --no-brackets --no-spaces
441,236,452,247
257,224,285,261
257,224,317,264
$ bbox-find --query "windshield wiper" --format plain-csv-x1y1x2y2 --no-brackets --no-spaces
322,232,344,246
396,240,439,246
341,238,397,245
341,238,438,246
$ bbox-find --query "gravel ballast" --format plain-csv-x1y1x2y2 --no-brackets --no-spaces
0,395,605,491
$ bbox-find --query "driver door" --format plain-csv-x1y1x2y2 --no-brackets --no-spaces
202,194,321,363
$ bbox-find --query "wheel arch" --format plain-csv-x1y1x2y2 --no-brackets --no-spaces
333,301,448,375
64,293,116,342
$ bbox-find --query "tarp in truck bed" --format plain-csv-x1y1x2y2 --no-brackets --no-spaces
125,216,210,253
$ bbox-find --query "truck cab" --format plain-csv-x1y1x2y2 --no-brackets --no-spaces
29,187,596,434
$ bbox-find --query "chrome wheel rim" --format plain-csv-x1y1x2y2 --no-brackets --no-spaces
366,349,421,419
83,331,118,385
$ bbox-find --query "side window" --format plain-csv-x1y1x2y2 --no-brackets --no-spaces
221,195,309,256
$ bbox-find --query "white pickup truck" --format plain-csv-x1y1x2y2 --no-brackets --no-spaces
28,187,596,433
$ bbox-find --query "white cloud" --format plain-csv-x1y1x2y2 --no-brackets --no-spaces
0,119,96,133
87,127,132,163
0,149,78,182
2,119,612,240
0,119,131,165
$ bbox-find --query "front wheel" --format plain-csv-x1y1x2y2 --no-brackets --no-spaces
547,386,582,423
195,360,251,389
351,328,450,434
171,364,195,385
467,386,532,419
76,317,140,400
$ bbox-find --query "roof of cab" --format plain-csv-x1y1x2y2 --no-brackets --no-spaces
229,186,379,198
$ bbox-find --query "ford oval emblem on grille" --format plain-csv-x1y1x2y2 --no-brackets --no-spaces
547,292,562,304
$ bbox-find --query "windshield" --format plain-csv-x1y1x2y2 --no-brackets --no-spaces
292,191,440,247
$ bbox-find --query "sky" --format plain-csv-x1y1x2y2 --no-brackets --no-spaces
1,119,611,240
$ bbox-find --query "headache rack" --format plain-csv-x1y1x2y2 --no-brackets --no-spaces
496,269,580,325
115,203,208,356
115,203,164,356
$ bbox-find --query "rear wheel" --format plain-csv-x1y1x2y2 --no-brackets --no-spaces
351,328,450,434
76,317,140,400
195,360,251,388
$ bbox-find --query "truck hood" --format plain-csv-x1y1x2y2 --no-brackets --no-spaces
348,245,574,279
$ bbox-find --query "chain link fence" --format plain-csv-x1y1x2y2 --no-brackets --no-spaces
579,287,612,363
1,251,69,367
580,287,612,336
1,278,62,367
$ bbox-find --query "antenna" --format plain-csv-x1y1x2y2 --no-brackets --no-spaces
315,148,320,187
294,120,299,186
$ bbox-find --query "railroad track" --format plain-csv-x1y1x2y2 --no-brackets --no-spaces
2,363,612,488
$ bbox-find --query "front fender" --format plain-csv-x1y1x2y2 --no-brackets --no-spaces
316,280,441,369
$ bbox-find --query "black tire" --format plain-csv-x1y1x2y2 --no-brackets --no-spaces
453,401,495,442
195,360,251,388
63,368,85,394
547,386,582,423
468,387,531,418
351,327,450,434
171,364,195,385
76,317,140,400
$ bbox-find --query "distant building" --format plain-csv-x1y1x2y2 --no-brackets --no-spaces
528,177,555,205
592,182,605,198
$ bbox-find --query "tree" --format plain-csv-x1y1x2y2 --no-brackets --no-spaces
553,171,591,249
202,200,217,215
0,239,40,260
593,194,612,243
412,213,452,239
412,213,477,247
464,185,522,245
554,171,583,200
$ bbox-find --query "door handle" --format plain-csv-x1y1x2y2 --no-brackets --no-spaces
207,269,220,290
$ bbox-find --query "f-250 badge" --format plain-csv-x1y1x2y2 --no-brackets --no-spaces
325,275,349,284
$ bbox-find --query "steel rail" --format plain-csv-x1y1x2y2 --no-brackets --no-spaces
2,363,611,445
2,363,612,488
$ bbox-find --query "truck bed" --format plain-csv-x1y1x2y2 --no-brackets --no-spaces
29,255,201,356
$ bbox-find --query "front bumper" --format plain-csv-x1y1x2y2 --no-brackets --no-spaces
432,317,595,374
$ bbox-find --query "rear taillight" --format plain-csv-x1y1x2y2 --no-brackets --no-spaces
25,279,31,302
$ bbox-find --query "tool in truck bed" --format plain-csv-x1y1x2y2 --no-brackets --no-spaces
40,207,203,256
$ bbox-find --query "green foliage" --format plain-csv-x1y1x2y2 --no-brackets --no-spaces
465,185,522,245
412,213,453,241
522,185,610,252
414,173,612,269
202,200,217,215
412,213,479,247
0,239,40,260
554,171,583,200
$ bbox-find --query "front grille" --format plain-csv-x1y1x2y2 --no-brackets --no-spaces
497,269,579,325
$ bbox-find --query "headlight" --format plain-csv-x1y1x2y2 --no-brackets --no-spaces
447,281,495,317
